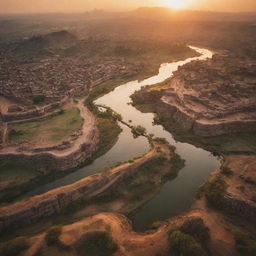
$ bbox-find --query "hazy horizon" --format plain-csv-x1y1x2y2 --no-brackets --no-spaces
1,0,256,14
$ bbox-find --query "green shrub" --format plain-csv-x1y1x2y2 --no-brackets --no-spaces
180,218,210,244
57,109,65,115
9,129,24,140
131,125,146,137
45,225,62,246
139,154,166,172
93,189,119,203
164,153,185,180
150,221,165,229
198,174,227,208
32,95,45,104
73,99,79,104
233,228,256,256
153,137,169,145
76,231,117,256
221,166,233,176
169,230,208,256
0,236,29,256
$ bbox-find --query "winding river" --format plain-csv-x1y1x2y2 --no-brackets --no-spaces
25,46,220,230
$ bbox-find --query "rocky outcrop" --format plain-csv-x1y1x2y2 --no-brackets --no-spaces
219,155,256,222
157,99,256,137
133,54,256,137
0,133,97,171
222,195,256,222
0,144,161,232
0,103,99,171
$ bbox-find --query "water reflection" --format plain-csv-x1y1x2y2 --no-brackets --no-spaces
96,46,219,230
24,46,219,230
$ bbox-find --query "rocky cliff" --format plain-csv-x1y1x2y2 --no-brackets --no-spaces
0,143,162,232
133,54,256,137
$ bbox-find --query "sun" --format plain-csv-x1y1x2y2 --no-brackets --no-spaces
165,0,186,10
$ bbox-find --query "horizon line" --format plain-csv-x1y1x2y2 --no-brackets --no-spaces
1,6,256,16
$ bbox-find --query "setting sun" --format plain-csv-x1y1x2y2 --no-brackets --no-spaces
165,0,186,9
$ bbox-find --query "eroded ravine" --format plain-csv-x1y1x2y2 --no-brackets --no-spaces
24,46,220,230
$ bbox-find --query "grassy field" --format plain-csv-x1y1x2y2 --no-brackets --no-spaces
0,106,122,204
9,108,83,146
0,164,39,183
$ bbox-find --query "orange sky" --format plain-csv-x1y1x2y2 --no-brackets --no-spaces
0,0,256,13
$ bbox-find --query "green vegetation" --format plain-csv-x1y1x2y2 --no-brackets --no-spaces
165,153,185,180
221,166,233,176
169,230,208,256
45,225,62,246
232,227,256,256
0,161,40,183
94,109,122,158
152,137,169,145
180,218,210,245
93,189,120,204
76,231,117,256
197,173,227,208
32,94,45,104
9,108,83,144
140,154,167,171
154,114,256,154
0,102,121,204
131,125,146,137
0,236,29,256
86,76,135,104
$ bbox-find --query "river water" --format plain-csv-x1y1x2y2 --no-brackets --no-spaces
25,46,219,230
95,46,219,230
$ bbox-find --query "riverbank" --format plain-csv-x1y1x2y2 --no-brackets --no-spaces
0,44,198,203
127,49,256,255
6,153,255,256
131,82,256,154
0,139,183,236
0,103,123,203
131,50,256,154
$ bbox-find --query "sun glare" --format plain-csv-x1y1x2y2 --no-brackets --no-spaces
165,0,186,10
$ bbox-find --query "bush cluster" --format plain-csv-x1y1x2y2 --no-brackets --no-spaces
76,231,117,256
233,228,256,256
197,174,227,208
169,230,208,256
45,225,62,246
32,94,45,104
0,236,29,256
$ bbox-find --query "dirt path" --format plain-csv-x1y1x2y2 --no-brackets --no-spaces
58,212,170,256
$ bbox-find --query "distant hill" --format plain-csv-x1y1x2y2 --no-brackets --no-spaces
11,30,78,57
